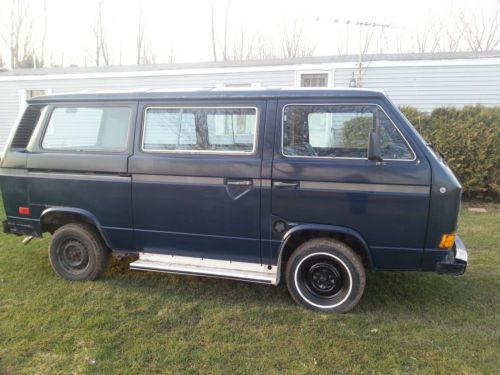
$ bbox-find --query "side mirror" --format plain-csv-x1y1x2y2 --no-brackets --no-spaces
368,130,383,162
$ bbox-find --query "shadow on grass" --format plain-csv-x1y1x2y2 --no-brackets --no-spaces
104,256,480,318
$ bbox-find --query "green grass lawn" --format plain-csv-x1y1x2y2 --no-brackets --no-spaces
0,203,499,374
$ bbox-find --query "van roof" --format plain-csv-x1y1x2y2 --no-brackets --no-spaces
27,87,386,103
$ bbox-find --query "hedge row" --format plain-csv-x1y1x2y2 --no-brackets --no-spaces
399,105,500,197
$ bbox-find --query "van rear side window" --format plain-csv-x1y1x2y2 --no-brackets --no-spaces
142,107,257,154
42,107,131,152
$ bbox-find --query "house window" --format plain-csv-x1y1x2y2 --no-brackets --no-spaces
300,73,329,87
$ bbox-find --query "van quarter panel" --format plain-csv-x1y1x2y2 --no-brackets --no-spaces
22,102,137,251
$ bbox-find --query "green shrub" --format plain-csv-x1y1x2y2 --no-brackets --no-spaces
400,105,500,197
342,115,372,147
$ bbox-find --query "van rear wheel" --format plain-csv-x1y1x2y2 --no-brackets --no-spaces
285,238,365,313
49,223,109,281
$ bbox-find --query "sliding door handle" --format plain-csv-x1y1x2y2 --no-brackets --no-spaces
273,181,299,188
226,179,253,186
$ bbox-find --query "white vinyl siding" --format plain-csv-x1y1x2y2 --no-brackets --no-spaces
1,56,500,151
334,64,500,112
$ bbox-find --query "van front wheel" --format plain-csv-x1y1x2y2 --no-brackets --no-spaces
285,238,365,313
49,223,109,281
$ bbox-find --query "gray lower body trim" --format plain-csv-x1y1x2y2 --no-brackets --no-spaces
298,181,430,194
0,168,130,182
132,175,429,195
133,174,224,185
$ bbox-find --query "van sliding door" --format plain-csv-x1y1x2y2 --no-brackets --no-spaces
129,100,266,264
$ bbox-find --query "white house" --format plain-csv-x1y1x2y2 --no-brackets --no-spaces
1,50,500,151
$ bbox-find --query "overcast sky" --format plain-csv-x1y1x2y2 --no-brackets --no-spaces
0,0,499,67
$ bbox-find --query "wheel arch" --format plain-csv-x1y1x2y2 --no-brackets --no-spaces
40,207,112,248
276,224,373,284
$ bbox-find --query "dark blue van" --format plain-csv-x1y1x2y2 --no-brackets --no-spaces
0,88,468,312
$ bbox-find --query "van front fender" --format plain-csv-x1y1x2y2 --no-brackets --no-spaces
276,223,373,284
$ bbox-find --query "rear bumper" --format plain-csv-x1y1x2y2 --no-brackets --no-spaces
3,219,37,236
435,235,468,276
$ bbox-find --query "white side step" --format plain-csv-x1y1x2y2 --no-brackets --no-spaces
130,253,278,285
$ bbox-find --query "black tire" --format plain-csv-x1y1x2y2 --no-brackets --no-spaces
286,238,365,313
49,223,109,281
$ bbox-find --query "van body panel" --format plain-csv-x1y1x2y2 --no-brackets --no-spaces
259,100,277,264
27,152,129,174
0,151,28,169
0,102,138,251
0,172,31,230
0,89,467,278
128,100,267,263
270,98,432,270
275,223,373,276
26,102,137,173
40,206,114,248
28,173,133,250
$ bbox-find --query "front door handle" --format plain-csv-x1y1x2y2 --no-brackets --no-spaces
273,181,299,188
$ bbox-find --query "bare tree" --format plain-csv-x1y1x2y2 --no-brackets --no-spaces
0,0,35,68
412,17,442,53
336,23,351,55
209,0,232,61
164,45,176,64
441,27,462,52
91,0,110,66
210,1,218,61
279,16,315,59
230,25,256,60
221,0,231,61
135,4,146,64
359,24,376,56
459,2,500,51
250,33,279,59
209,0,281,62
39,0,48,66
395,35,408,54
142,40,157,64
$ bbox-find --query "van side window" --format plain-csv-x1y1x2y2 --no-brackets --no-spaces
42,107,131,152
143,107,257,153
282,104,413,160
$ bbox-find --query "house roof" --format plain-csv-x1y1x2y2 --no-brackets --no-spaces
3,50,500,77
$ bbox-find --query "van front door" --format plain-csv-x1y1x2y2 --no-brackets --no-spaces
270,100,431,270
129,101,266,264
